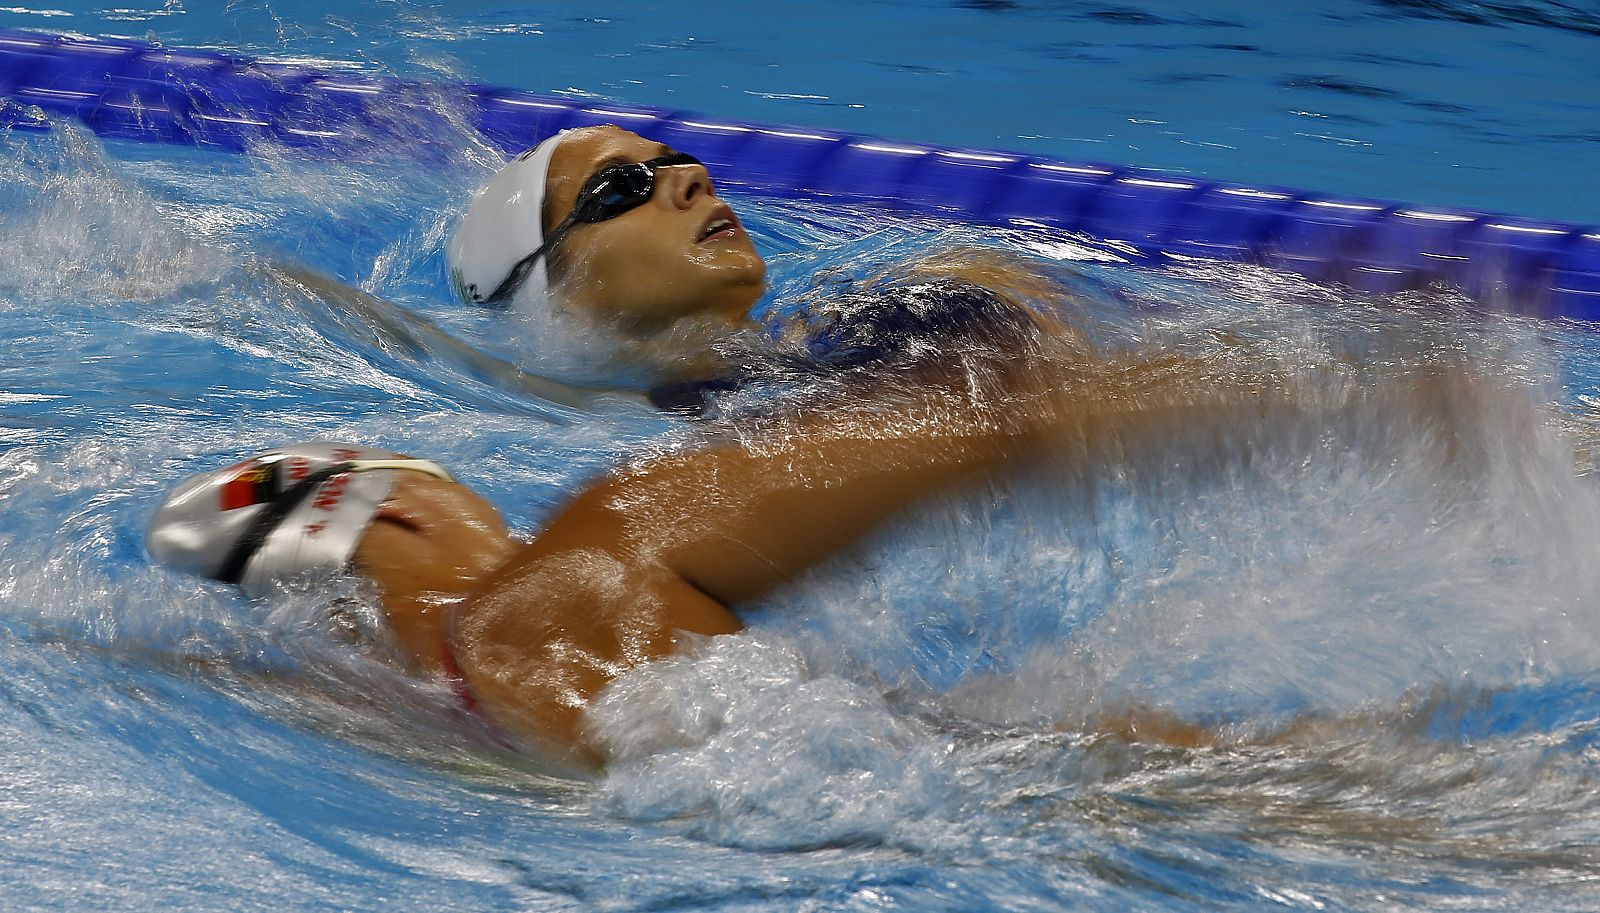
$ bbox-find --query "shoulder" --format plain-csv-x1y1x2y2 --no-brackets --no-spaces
650,276,1052,417
807,278,1041,368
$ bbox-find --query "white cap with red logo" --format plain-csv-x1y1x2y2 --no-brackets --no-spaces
146,441,452,597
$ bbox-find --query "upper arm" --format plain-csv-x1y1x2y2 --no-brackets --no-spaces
450,481,742,761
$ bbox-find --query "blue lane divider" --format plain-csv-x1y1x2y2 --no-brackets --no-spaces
4,28,1598,320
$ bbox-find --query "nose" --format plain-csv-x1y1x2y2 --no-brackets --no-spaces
661,160,713,211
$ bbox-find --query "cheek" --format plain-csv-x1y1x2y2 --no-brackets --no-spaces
574,245,667,310
551,216,762,324
560,225,690,304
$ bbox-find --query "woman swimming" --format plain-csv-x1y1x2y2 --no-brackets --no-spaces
147,126,1289,765
446,124,1079,413
448,125,768,398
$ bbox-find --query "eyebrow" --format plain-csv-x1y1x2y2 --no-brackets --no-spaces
589,143,675,173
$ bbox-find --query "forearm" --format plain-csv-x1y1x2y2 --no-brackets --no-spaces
607,393,1039,603
622,344,1285,602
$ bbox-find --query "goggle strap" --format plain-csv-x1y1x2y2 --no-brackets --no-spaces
482,212,578,304
216,459,455,586
217,463,352,585
478,152,702,306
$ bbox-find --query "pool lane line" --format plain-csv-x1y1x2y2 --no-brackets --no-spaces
2,28,1597,318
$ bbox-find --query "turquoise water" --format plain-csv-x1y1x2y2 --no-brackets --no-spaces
5,2,1600,911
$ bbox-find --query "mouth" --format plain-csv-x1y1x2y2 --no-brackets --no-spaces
697,204,742,244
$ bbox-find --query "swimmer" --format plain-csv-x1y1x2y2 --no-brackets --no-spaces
148,128,1283,764
448,125,766,392
149,337,1277,767
445,125,1080,412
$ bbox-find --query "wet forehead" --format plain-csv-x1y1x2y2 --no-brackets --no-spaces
544,127,672,223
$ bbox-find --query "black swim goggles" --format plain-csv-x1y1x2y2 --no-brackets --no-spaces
479,151,703,305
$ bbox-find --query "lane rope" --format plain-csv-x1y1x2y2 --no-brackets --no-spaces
2,28,1596,316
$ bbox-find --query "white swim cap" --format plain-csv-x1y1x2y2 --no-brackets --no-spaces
147,441,453,597
447,130,573,308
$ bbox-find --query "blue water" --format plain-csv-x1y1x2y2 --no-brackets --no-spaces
5,0,1597,224
5,2,1600,912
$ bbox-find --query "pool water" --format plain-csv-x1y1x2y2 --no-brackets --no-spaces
4,2,1600,912
5,0,1597,224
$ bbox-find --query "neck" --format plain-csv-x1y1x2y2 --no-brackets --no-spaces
615,313,760,386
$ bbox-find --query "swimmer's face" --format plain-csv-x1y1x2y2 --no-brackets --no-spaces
541,126,766,335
